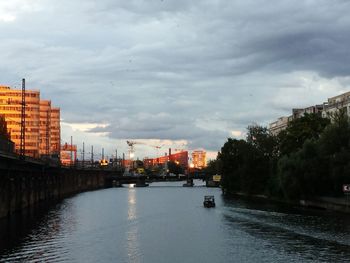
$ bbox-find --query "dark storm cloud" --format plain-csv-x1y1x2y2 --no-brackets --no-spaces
2,0,350,152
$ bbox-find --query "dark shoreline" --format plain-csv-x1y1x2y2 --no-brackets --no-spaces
223,191,350,214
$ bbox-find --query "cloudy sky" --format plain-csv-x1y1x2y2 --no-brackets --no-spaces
1,0,350,160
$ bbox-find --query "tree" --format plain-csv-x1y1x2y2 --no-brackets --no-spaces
245,125,279,194
277,139,327,200
219,138,248,193
247,125,278,158
317,110,350,195
219,126,279,195
203,158,222,175
167,161,184,175
278,113,330,156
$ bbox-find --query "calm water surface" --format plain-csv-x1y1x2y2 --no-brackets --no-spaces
1,180,350,262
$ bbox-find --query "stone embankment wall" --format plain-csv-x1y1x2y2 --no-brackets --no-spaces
300,196,350,213
0,158,106,219
230,192,350,214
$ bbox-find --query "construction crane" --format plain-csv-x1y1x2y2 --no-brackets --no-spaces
174,148,185,152
126,140,146,166
151,144,164,158
127,140,139,160
126,140,137,173
173,143,187,153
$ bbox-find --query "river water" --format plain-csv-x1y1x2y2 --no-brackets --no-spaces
0,180,350,262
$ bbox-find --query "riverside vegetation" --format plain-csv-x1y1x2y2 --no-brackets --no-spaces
207,111,350,201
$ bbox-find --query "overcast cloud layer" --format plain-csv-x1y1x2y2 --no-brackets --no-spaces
2,0,350,158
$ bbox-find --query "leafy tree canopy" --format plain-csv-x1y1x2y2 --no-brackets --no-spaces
167,161,184,175
278,113,330,155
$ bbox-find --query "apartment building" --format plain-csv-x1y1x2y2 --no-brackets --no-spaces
50,107,60,156
269,91,350,135
0,85,60,158
322,91,350,118
269,116,293,136
191,150,207,169
0,85,40,157
39,100,51,156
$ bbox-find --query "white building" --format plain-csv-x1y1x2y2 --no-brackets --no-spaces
322,91,350,118
269,116,293,136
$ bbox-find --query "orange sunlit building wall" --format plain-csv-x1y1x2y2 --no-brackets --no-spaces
144,151,189,170
50,107,60,156
0,85,40,158
169,151,188,169
39,100,51,156
0,85,61,159
191,150,207,169
60,143,77,166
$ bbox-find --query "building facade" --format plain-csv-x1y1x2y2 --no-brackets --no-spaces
269,116,292,136
269,91,350,136
191,150,207,169
322,91,350,118
50,107,61,156
292,105,324,119
60,143,77,166
0,85,60,158
0,85,40,157
144,150,189,170
39,100,51,156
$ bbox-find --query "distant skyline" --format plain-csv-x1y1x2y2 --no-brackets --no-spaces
1,0,350,159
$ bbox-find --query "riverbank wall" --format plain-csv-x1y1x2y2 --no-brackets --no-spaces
227,191,350,214
299,196,350,213
0,157,108,219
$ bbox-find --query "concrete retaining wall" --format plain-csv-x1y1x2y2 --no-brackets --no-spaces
0,159,106,219
300,196,350,213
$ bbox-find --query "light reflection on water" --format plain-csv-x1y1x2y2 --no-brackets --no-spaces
126,188,140,263
0,180,349,263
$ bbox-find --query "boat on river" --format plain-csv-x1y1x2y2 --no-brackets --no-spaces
135,182,149,187
203,195,215,208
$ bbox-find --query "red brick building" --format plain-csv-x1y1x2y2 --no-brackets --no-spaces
144,151,188,170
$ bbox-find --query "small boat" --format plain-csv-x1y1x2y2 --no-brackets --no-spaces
135,182,149,187
203,195,215,208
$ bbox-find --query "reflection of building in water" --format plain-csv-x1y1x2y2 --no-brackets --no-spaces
127,188,140,262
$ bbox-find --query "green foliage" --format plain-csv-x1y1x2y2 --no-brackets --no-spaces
204,158,222,175
219,126,278,194
277,140,328,200
219,138,247,192
167,161,184,175
218,112,350,200
316,111,350,195
247,125,278,158
278,113,330,155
